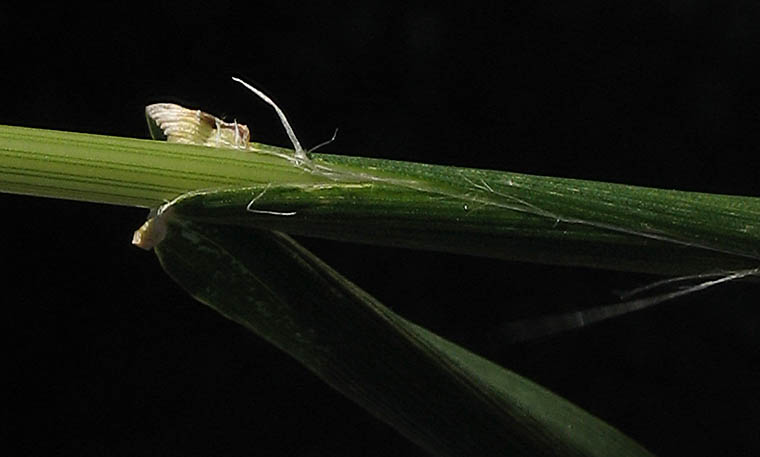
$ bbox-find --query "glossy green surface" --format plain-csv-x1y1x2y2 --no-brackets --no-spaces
3,122,760,275
156,220,655,457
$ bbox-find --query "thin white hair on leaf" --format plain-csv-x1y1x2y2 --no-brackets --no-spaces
231,77,309,165
499,267,760,343
460,173,560,222
246,184,297,216
460,173,760,261
615,270,745,300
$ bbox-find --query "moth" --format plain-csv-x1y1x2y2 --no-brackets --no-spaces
145,103,251,149
134,103,254,250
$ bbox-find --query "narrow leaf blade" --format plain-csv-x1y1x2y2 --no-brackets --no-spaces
154,220,654,457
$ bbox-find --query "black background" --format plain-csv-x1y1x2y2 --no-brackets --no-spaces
2,2,759,456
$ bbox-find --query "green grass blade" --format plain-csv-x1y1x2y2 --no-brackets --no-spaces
165,150,760,274
3,122,760,274
154,219,655,457
0,124,324,207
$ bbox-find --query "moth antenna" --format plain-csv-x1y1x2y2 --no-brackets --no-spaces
309,128,339,153
231,77,309,164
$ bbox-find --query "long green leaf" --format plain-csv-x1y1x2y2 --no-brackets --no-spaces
3,122,760,274
154,218,654,457
165,157,760,275
0,124,323,207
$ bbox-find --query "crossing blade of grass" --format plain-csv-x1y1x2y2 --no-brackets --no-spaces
165,174,760,275
154,218,655,457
